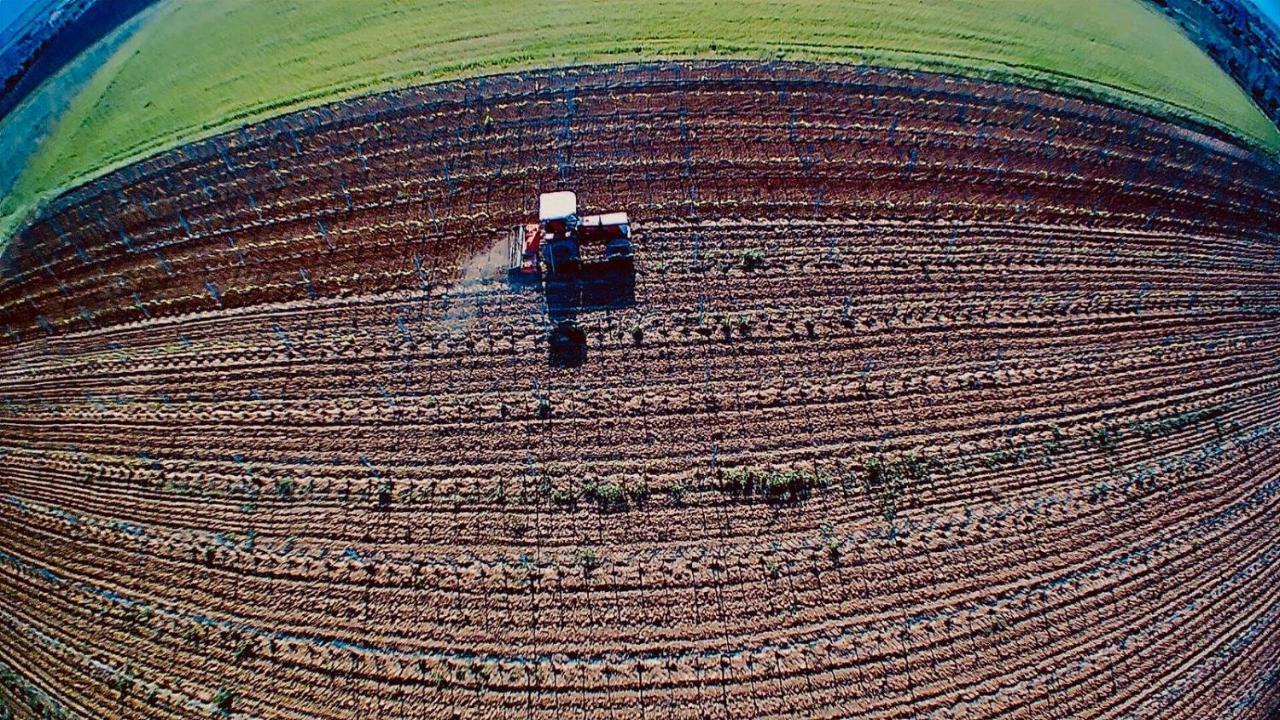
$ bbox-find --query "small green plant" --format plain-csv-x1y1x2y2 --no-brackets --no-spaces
719,467,829,504
819,523,841,561
627,480,651,506
212,688,234,716
1044,425,1067,456
862,451,940,522
109,663,137,695
588,482,628,512
506,516,528,537
573,479,653,513
1089,481,1112,503
666,481,687,506
550,487,577,507
1132,405,1225,439
573,548,601,575
1090,423,1121,453
488,481,507,506
273,477,296,498
826,536,842,561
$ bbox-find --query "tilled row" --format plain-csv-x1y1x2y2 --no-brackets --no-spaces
4,301,1275,552
2,443,1276,718
2,63,1279,340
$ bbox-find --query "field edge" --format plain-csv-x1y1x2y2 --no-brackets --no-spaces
3,38,1279,255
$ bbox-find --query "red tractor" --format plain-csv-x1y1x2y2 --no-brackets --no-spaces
505,191,636,367
508,191,633,280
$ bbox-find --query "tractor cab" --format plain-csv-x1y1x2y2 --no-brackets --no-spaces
504,190,638,367
538,191,582,275
507,190,635,286
514,191,634,279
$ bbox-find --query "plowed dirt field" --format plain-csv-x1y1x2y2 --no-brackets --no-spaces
0,62,1278,719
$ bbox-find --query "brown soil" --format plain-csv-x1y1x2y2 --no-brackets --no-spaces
0,61,1278,719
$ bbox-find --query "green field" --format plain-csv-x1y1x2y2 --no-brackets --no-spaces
3,0,1277,244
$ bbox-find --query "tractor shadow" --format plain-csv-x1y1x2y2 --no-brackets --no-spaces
510,262,636,368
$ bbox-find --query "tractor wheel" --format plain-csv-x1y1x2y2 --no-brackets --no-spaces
548,321,587,367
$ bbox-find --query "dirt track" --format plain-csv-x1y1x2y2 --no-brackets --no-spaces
0,61,1278,719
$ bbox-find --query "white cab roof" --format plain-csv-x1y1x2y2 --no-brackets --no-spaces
539,191,577,221
580,212,629,227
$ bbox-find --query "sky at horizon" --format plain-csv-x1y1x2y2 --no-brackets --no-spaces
0,0,37,31
1252,0,1280,28
0,0,54,43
